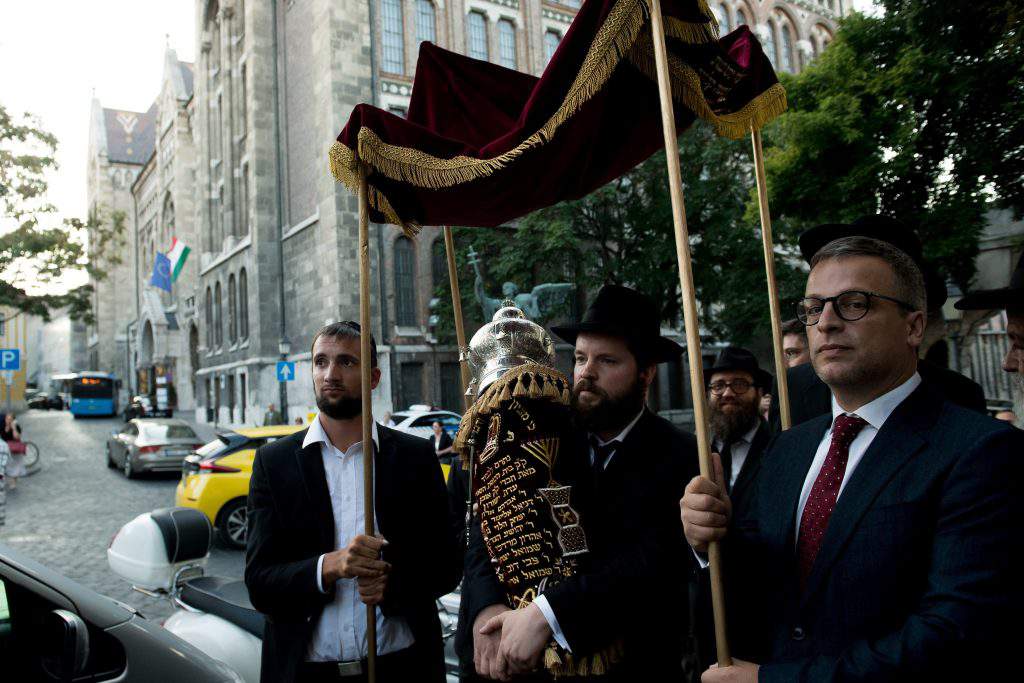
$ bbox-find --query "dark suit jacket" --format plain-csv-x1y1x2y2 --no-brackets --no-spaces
460,409,700,679
245,425,460,683
694,419,772,673
770,359,986,431
729,386,1021,681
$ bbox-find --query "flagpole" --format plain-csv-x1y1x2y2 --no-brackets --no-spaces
648,0,731,666
750,126,791,430
357,165,378,683
442,226,472,410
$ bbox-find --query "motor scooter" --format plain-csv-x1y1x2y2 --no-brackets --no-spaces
108,507,461,683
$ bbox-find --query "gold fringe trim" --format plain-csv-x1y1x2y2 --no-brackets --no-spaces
544,638,626,678
453,364,570,454
327,0,738,226
626,33,789,140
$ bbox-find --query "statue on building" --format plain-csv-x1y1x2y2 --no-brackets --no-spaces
468,247,576,323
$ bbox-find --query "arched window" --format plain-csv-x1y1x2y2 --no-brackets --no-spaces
239,268,249,340
764,21,778,67
228,274,237,344
214,281,223,348
715,3,729,34
780,22,795,73
416,0,436,46
394,237,417,327
466,12,488,61
497,19,516,69
381,0,405,74
544,30,561,63
205,287,213,348
736,6,751,27
163,194,175,243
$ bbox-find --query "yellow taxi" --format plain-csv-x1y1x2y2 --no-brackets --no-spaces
175,424,303,549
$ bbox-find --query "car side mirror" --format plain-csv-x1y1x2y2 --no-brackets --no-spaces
41,609,90,681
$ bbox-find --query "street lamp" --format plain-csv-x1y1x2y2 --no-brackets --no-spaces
278,336,291,422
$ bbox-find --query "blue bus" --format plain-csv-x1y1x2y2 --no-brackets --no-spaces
66,372,120,417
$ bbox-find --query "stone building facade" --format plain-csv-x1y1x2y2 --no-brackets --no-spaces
189,0,588,426
127,49,202,413
85,98,154,394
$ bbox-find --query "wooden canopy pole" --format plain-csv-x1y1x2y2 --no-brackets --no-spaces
357,166,378,682
648,0,731,666
750,127,792,430
442,226,473,410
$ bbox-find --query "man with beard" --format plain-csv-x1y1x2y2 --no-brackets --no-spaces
245,321,459,683
464,285,700,681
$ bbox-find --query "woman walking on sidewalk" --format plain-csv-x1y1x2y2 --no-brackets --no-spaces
2,413,26,490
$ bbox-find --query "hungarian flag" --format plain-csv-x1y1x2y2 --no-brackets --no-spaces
330,0,785,234
167,238,190,281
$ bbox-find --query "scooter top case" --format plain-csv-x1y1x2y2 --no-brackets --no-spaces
108,507,211,591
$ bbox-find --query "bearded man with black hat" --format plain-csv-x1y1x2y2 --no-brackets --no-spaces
771,215,986,430
463,284,700,681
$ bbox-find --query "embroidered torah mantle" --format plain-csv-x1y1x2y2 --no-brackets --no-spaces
456,363,621,675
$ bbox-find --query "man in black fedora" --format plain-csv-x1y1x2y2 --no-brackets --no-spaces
771,214,985,430
464,284,700,681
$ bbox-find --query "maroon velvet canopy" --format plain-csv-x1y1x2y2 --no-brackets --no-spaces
329,0,786,233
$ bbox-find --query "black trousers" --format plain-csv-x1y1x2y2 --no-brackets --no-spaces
297,647,418,683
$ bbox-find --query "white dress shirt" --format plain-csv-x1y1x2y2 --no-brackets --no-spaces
694,372,922,570
533,409,646,652
305,415,415,662
713,419,761,489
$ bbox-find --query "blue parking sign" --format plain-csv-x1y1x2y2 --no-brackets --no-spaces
0,349,20,371
276,361,296,382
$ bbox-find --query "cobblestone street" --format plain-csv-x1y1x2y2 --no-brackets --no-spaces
0,410,244,621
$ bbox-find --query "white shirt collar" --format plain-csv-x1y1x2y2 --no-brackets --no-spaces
829,372,922,431
302,413,380,453
593,409,646,447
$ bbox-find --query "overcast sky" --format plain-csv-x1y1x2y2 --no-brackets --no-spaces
1,0,877,292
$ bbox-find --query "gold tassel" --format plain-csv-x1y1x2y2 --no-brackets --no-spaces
497,381,513,404
512,375,530,398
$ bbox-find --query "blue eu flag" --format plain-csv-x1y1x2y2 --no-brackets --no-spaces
150,252,172,292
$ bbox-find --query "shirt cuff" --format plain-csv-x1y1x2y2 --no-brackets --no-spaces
533,595,571,652
316,554,328,594
692,547,710,570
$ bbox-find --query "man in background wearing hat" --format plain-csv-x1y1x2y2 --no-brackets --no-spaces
683,235,1021,681
771,215,985,430
465,285,700,681
955,251,1024,423
693,347,774,672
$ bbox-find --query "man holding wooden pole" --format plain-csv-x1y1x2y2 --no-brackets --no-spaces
682,236,1022,681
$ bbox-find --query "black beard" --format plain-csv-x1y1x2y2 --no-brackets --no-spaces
316,392,362,420
708,396,760,444
571,374,645,434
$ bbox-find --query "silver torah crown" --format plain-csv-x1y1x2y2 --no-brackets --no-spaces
468,301,557,393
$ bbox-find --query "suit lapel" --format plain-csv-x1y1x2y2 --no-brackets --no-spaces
763,415,831,551
374,426,395,539
294,434,336,552
800,386,935,604
731,420,770,500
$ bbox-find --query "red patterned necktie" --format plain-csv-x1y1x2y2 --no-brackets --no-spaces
797,414,869,587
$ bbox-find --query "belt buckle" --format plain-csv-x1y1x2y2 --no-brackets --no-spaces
337,660,363,677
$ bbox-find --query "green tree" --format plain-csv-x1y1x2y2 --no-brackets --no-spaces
760,1,1024,289
1,102,125,322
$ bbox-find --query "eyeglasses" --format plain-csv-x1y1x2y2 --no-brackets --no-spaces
797,290,915,326
708,379,753,396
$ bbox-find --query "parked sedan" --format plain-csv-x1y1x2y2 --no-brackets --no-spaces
390,409,462,440
0,542,241,681
106,419,204,479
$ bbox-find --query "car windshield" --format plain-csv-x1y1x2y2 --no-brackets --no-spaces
195,433,248,457
140,424,197,441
